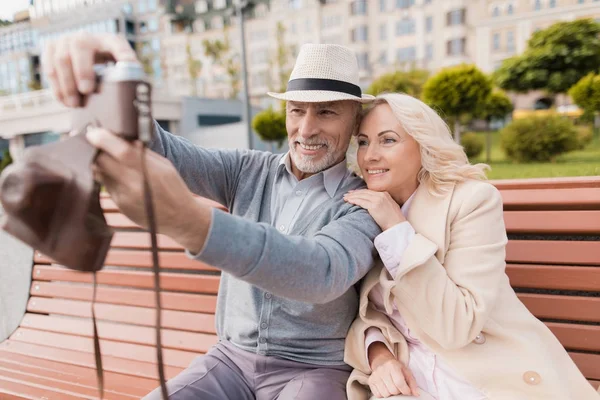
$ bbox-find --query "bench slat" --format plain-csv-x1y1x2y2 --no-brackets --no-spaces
10,328,197,369
0,377,86,400
26,297,216,334
503,210,600,234
491,176,600,190
21,314,218,352
31,281,218,313
0,367,136,400
0,360,148,398
500,188,600,210
570,352,600,381
33,265,220,294
34,250,218,272
111,232,182,250
0,340,182,380
506,264,600,291
507,241,600,266
518,294,600,323
0,350,157,393
546,323,600,352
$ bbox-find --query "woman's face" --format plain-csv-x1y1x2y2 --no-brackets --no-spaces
356,104,422,196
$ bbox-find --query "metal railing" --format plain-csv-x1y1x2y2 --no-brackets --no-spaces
0,89,63,115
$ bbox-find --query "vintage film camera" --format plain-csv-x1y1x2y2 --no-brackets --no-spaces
0,61,153,272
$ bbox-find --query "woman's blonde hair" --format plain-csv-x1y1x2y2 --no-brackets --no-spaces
357,93,490,195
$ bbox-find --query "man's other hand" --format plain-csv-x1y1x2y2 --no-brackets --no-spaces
42,33,138,108
86,128,210,254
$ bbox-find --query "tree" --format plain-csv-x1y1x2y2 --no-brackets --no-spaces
422,64,492,143
494,19,600,96
203,30,240,99
475,90,514,162
0,20,11,27
252,107,287,151
186,42,203,96
0,149,13,174
569,73,600,132
270,22,292,94
366,69,429,98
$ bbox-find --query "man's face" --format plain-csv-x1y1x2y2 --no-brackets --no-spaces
286,100,359,176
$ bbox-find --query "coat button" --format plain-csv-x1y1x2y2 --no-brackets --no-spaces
474,333,486,344
523,371,542,385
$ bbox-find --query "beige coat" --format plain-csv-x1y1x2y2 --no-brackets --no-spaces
344,179,599,400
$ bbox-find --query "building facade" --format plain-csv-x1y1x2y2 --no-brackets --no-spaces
3,0,600,108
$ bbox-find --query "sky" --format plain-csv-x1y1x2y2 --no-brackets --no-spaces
0,0,31,21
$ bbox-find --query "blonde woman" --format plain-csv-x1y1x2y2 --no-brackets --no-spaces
343,93,599,400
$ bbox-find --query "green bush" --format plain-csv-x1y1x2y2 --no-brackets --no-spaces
500,115,579,162
0,149,12,174
252,107,287,148
575,125,594,150
461,132,485,159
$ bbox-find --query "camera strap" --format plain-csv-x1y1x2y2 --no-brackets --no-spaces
89,144,169,400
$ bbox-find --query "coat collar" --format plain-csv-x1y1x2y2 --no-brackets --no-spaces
405,181,456,263
359,180,457,318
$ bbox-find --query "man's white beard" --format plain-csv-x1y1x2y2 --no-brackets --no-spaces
289,146,343,174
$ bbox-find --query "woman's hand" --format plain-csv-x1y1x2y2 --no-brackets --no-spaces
343,190,406,231
368,342,419,398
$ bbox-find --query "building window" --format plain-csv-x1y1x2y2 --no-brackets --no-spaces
396,46,416,62
357,52,369,70
379,51,388,65
351,0,367,15
534,0,542,10
425,43,433,60
447,37,466,56
549,0,556,7
138,0,146,13
352,25,368,42
492,6,500,17
396,0,414,9
380,24,387,40
380,0,386,12
507,31,515,52
447,9,466,26
493,33,500,51
507,4,514,14
148,18,158,32
424,0,432,3
214,0,227,9
148,0,157,11
578,0,584,3
212,16,224,30
396,18,415,36
195,1,208,13
425,16,433,33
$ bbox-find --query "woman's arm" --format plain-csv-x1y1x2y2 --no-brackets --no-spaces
390,183,508,350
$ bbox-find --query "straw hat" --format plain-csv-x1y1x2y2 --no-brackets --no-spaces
267,44,375,103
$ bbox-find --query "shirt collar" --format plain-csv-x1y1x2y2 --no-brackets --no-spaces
277,152,347,198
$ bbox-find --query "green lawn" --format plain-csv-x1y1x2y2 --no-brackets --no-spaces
470,131,600,180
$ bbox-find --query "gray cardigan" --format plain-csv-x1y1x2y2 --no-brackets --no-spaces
150,123,381,365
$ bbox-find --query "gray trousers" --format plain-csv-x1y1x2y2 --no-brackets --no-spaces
144,341,351,400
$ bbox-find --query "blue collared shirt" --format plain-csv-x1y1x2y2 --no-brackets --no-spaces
271,152,348,234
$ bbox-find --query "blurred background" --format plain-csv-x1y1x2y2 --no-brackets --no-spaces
1,0,599,179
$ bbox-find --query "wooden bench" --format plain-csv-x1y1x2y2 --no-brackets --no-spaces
0,177,598,398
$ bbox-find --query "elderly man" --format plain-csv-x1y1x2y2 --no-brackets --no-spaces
43,33,380,399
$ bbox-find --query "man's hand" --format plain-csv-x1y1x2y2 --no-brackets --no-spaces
368,342,419,398
42,33,138,107
86,128,210,254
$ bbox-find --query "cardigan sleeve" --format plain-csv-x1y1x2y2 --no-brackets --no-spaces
389,182,508,350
